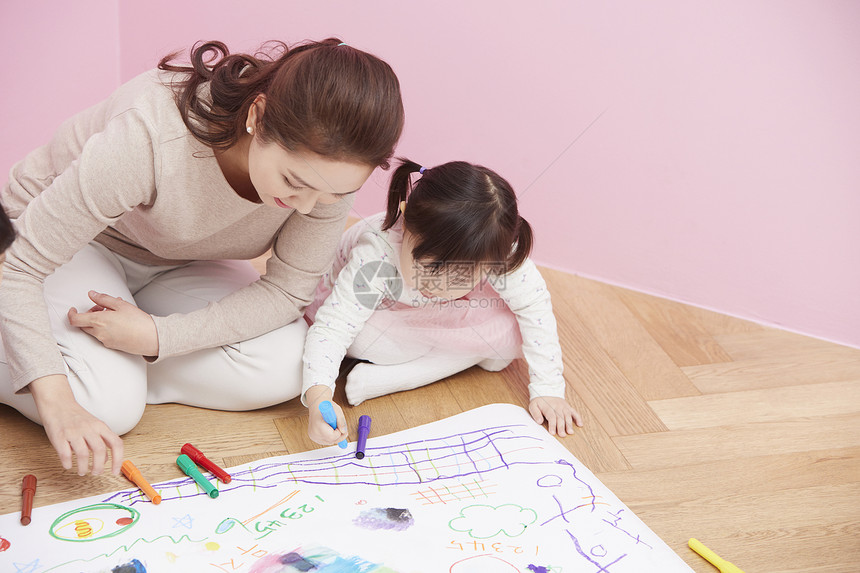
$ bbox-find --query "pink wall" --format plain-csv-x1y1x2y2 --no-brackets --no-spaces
3,2,858,347
0,1,120,179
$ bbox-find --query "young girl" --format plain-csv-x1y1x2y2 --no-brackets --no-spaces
0,39,404,476
302,159,582,444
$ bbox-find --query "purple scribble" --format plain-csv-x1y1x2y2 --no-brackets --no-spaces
602,509,654,550
248,551,318,572
540,494,577,527
556,459,597,511
250,548,388,572
527,565,549,573
485,429,510,469
103,424,549,506
536,474,564,488
567,530,627,572
353,507,414,531
280,552,317,571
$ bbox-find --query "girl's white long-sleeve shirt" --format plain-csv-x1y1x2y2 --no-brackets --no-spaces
301,214,566,404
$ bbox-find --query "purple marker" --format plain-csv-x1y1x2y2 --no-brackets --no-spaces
355,415,372,459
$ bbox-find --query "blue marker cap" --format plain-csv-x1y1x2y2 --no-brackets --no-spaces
318,401,348,449
355,415,372,459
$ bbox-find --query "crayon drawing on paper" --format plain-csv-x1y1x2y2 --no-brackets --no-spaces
0,404,693,572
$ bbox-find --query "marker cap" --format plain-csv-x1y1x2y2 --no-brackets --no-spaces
21,474,37,526
181,443,232,484
355,415,372,459
22,474,37,492
121,460,162,504
177,454,220,499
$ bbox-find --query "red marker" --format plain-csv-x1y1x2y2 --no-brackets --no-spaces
180,443,231,484
21,474,36,526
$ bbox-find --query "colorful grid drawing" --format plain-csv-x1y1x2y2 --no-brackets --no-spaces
103,425,545,506
411,479,498,505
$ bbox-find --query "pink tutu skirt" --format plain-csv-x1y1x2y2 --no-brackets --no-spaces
305,280,523,363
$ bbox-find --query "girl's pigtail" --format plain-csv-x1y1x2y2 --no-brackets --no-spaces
382,158,423,230
507,215,534,271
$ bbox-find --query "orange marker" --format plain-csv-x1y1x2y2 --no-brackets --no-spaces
21,474,36,526
121,460,161,504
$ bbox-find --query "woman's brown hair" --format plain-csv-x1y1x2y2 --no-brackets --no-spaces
383,159,534,274
159,39,404,168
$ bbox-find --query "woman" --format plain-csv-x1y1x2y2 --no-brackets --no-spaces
0,39,404,476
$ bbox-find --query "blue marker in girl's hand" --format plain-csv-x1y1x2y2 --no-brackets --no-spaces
318,400,348,448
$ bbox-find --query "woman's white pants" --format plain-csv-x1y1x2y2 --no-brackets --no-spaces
0,242,306,435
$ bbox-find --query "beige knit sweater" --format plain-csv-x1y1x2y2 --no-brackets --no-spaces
0,69,352,393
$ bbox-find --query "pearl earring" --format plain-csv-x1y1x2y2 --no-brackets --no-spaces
246,126,253,135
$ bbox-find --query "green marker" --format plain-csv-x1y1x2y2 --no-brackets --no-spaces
176,454,219,498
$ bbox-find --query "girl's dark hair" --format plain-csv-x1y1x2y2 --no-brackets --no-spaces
383,159,533,274
159,39,404,168
0,205,16,253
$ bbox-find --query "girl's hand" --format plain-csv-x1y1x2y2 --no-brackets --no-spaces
30,374,124,476
68,291,159,357
305,386,349,446
528,396,583,437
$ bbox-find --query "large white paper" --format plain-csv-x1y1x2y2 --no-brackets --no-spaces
0,404,692,572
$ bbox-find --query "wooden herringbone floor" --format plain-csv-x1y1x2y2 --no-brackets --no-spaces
1,263,858,572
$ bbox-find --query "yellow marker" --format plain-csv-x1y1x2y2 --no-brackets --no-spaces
689,538,746,573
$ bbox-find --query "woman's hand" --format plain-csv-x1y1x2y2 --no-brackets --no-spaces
30,374,124,476
528,396,583,437
68,291,159,357
304,385,349,446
